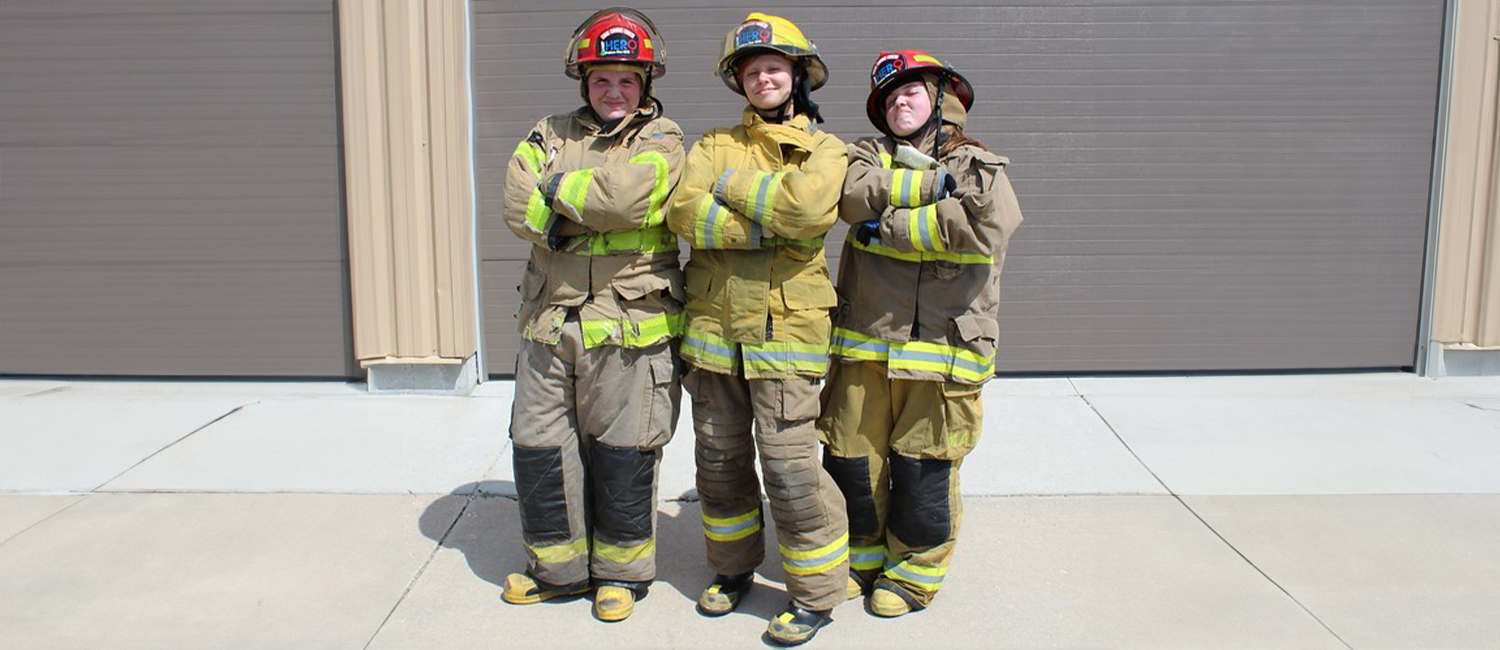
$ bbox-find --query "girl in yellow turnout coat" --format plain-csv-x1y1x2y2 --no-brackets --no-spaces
820,50,1023,617
665,12,849,647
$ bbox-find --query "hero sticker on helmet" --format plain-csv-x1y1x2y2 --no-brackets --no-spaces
735,20,772,48
596,26,641,58
872,54,906,88
564,8,667,80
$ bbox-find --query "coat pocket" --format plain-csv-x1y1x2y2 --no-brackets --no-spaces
781,278,838,310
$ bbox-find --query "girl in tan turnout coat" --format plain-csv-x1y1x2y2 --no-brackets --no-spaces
499,8,684,623
820,50,1023,617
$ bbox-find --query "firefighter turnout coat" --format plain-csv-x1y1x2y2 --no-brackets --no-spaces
666,107,846,379
833,136,1023,384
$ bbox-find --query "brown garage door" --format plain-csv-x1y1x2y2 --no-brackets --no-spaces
0,1,354,377
474,1,1442,375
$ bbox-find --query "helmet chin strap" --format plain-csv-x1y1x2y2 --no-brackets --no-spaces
930,78,947,159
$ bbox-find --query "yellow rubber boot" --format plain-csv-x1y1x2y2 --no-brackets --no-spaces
765,603,831,646
593,585,636,622
868,579,924,618
500,573,589,605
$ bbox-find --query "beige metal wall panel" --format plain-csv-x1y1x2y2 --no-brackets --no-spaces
0,1,354,377
474,1,1443,375
339,0,477,366
1434,0,1500,348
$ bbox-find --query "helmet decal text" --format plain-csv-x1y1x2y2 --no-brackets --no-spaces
735,20,772,48
597,26,640,58
873,54,905,86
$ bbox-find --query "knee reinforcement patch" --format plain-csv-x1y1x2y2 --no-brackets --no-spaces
888,454,953,548
824,452,879,537
590,443,657,543
512,445,570,544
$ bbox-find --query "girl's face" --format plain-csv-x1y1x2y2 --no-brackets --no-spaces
884,80,933,137
587,69,642,121
738,53,794,111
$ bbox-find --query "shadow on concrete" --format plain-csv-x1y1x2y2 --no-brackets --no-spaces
417,481,787,619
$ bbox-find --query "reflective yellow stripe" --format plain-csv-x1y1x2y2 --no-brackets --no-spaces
525,187,553,235
892,340,994,382
781,533,849,576
703,509,762,542
629,150,670,228
527,537,587,565
557,168,594,220
884,558,947,589
745,171,784,228
564,226,678,256
594,537,656,565
694,195,732,249
850,545,886,571
580,312,684,348
742,340,829,376
879,151,894,169
908,205,944,253
890,169,925,208
911,54,944,67
682,327,739,373
848,237,992,265
831,327,995,382
513,141,545,174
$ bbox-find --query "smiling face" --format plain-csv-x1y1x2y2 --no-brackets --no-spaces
884,79,933,137
587,68,643,121
737,53,794,111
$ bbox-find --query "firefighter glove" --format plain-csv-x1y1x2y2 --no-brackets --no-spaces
894,143,939,170
854,220,881,246
935,168,957,200
546,217,571,251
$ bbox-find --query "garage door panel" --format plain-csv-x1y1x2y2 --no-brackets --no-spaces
0,2,337,148
0,262,351,376
1,145,341,264
0,0,349,376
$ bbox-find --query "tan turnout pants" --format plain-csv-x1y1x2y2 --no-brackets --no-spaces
817,360,983,608
509,312,681,587
685,367,850,612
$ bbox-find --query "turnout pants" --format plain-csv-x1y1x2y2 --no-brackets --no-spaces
686,368,850,612
510,312,681,587
817,360,983,607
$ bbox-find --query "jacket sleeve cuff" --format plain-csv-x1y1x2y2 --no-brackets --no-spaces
715,169,785,229
691,194,759,250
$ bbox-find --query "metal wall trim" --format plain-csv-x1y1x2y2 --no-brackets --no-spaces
339,0,478,367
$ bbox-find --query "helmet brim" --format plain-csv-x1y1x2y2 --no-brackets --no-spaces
717,46,828,95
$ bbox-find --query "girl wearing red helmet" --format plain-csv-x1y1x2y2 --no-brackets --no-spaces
500,7,684,623
820,50,1024,617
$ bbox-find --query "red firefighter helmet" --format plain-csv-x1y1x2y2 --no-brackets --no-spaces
564,8,667,80
866,50,973,135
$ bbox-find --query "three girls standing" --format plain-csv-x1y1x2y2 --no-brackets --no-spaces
502,8,1020,646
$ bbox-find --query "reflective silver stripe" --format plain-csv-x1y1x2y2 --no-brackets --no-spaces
743,348,827,364
704,200,724,249
705,517,760,537
889,347,989,374
784,541,848,570
886,562,946,587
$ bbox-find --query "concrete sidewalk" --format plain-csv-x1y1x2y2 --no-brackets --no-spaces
1,373,1498,649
